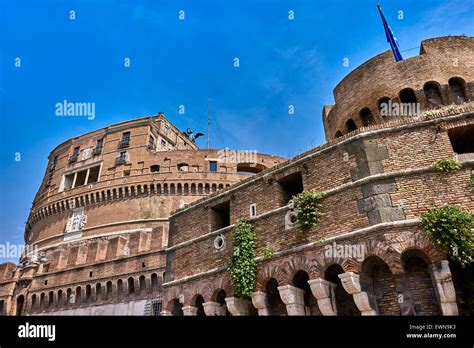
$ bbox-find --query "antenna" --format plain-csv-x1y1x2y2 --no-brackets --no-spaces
207,97,211,149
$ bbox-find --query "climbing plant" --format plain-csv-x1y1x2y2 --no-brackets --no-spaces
420,205,473,267
433,159,462,173
227,218,256,299
292,189,324,230
260,247,273,260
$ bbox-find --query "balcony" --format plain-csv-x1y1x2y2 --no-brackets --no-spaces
68,155,78,163
118,140,130,149
115,157,127,165
92,146,103,156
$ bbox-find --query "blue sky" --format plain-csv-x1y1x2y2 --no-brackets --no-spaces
0,0,473,263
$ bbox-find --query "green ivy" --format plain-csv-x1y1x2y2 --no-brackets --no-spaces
420,205,473,267
260,247,273,260
433,159,462,173
293,189,324,230
227,218,257,299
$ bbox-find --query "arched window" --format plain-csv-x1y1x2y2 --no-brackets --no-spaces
85,285,91,302
16,295,25,316
151,273,159,291
359,108,375,126
325,264,360,316
335,130,343,138
399,88,418,116
117,280,123,297
128,277,135,294
293,271,320,315
106,281,113,300
449,77,467,104
378,97,391,119
139,275,146,294
345,119,357,133
423,81,443,108
265,279,286,316
96,283,102,301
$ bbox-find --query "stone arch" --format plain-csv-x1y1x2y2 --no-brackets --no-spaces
57,289,63,307
139,275,146,294
401,248,441,315
335,130,343,138
166,298,183,316
399,88,417,104
385,230,446,275
255,264,288,291
292,270,321,315
105,281,113,300
16,295,25,316
265,278,287,316
311,252,360,279
192,294,206,316
360,255,400,315
423,81,443,108
283,256,313,283
128,277,135,294
95,283,102,301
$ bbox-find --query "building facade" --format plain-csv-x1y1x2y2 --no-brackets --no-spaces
1,36,473,316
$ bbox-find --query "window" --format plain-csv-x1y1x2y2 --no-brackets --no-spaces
277,171,304,205
335,131,343,138
128,277,135,294
177,163,189,172
148,135,156,150
119,151,127,160
237,163,266,174
93,139,103,155
399,88,417,104
123,169,131,177
89,271,93,277
61,164,101,191
69,147,80,163
210,200,230,231
250,203,257,218
161,139,167,148
448,124,474,155
150,165,160,173
119,132,131,148
116,151,128,165
45,172,53,187
164,124,169,135
50,155,58,171
151,300,162,316
346,119,357,133
209,161,217,172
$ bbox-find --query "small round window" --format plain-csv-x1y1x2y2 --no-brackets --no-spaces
214,234,226,250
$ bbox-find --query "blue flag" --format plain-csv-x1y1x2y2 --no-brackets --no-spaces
378,4,403,62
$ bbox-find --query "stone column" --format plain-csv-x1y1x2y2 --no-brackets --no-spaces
277,285,305,315
225,297,251,316
251,291,269,316
429,260,459,316
308,278,337,316
182,306,198,316
338,272,377,316
202,302,227,316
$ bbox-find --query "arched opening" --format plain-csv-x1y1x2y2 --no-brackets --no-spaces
345,119,357,133
402,250,440,315
31,294,37,311
139,275,146,294
378,97,391,116
360,256,400,315
40,293,45,310
151,273,159,291
236,163,267,175
128,277,135,294
48,291,54,308
169,299,183,316
57,290,63,307
450,261,474,315
95,283,102,301
194,295,206,316
265,278,287,316
85,285,91,303
106,281,113,300
399,88,417,104
213,289,230,316
423,81,443,108
449,77,467,104
75,287,81,305
335,130,343,138
325,264,360,316
117,280,123,298
359,108,375,126
16,295,25,316
293,271,321,315
66,289,72,306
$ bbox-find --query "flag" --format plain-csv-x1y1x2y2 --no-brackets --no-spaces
378,4,403,62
